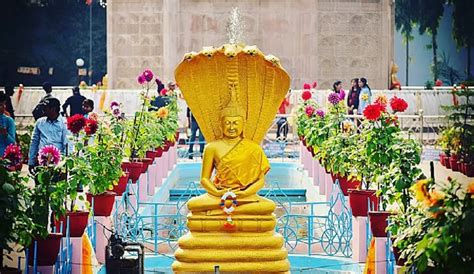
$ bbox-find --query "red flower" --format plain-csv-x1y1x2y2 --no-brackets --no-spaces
84,119,98,136
67,114,86,134
363,103,385,121
435,79,443,86
302,90,312,101
312,81,318,88
389,96,408,113
303,83,311,90
160,88,168,96
460,83,466,89
305,105,315,117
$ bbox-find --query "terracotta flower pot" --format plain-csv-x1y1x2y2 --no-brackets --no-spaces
459,162,466,174
86,192,117,216
444,156,451,169
112,172,130,196
145,150,158,160
368,211,393,237
392,244,407,266
465,163,474,177
137,158,153,173
163,142,171,152
439,154,445,166
121,161,143,183
348,189,379,217
330,173,361,196
450,157,460,171
54,210,89,237
155,147,164,157
27,233,63,266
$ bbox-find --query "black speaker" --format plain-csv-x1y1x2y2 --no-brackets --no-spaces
105,234,144,274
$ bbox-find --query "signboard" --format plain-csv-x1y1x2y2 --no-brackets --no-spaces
17,66,41,75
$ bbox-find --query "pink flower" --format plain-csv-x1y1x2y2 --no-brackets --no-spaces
112,108,121,117
3,144,22,169
316,109,325,118
328,92,341,105
338,89,346,100
110,101,119,109
312,81,318,88
305,105,315,117
302,90,312,101
38,145,61,166
137,75,146,85
435,79,443,86
303,83,311,90
142,69,154,82
160,88,168,96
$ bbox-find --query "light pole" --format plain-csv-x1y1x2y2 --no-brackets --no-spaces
76,58,85,85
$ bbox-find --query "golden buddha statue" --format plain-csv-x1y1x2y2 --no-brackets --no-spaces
172,43,291,273
390,62,401,90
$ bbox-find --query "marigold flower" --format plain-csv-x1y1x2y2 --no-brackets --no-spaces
427,189,445,207
67,114,86,134
390,96,408,113
157,107,169,119
38,145,61,166
360,93,369,101
375,94,388,106
410,179,429,202
302,90,312,101
363,103,385,121
467,181,474,196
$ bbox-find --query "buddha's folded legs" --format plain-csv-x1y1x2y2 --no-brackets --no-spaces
188,193,276,215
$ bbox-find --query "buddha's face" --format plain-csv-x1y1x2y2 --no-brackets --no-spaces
222,116,244,138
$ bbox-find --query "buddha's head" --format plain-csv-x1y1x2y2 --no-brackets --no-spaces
221,85,245,138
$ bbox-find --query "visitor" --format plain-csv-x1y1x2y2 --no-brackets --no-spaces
332,80,343,94
187,107,204,159
276,94,290,140
28,98,70,173
62,86,86,117
82,99,96,119
32,82,54,121
150,80,169,109
0,93,16,156
347,78,360,115
357,77,372,114
4,86,15,119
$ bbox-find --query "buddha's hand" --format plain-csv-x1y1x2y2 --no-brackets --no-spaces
209,188,228,197
234,189,251,198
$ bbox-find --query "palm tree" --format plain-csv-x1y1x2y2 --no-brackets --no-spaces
395,0,419,85
451,0,474,79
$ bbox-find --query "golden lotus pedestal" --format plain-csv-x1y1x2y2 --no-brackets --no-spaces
172,214,290,273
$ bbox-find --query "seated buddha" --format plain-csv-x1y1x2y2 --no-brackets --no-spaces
172,43,290,273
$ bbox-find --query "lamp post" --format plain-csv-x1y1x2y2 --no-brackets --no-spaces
76,58,85,85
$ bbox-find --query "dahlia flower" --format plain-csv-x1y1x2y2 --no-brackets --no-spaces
328,92,341,105
67,114,86,134
389,96,408,113
84,119,98,135
142,69,154,82
38,145,61,166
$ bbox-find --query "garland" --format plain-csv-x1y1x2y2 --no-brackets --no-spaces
220,191,238,230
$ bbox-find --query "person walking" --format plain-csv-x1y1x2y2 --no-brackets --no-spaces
32,82,54,121
62,86,86,117
4,86,15,119
276,95,290,140
28,98,70,173
187,107,204,159
0,93,15,155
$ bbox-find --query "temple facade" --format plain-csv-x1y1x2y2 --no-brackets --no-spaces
107,0,394,89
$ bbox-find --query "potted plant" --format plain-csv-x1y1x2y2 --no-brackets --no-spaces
391,178,474,272
0,159,36,273
85,121,123,216
27,145,64,266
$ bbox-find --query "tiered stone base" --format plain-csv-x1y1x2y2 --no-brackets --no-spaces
172,215,290,273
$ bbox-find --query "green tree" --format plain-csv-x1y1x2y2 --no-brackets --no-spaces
395,0,419,85
451,0,474,79
416,0,445,82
